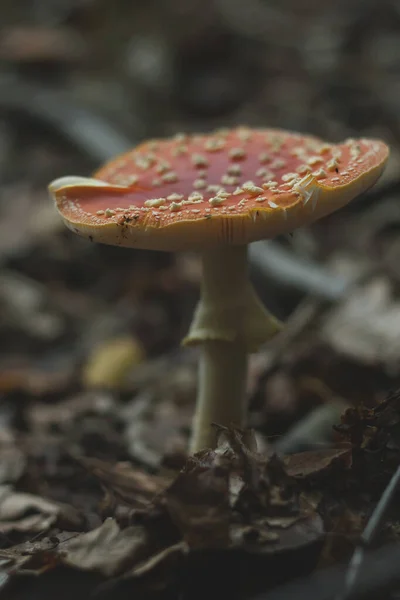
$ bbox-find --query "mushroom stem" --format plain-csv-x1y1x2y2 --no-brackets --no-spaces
190,339,247,452
184,245,281,453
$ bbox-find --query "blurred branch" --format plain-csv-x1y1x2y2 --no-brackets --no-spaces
0,74,134,163
274,401,348,455
336,464,400,600
250,241,350,301
252,541,400,600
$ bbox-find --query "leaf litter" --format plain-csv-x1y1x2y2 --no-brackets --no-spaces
0,430,326,598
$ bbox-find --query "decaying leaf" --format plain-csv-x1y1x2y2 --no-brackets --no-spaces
0,485,84,534
335,389,400,451
163,427,324,556
0,25,87,63
121,382,193,469
0,531,78,576
0,270,65,341
124,541,185,595
321,277,400,370
60,518,153,578
0,428,328,597
82,336,145,390
319,504,366,566
284,446,352,479
60,430,325,587
165,456,231,549
0,362,74,395
27,391,116,434
0,445,26,484
79,456,171,508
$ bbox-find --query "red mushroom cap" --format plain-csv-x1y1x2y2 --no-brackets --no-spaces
49,127,389,251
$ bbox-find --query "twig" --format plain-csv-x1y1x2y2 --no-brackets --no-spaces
274,400,348,455
249,241,350,302
335,464,400,600
252,541,400,600
0,74,134,163
260,296,322,373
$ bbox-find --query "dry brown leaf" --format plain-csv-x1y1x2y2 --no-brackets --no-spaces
336,390,400,450
60,518,153,578
0,26,86,63
0,363,73,395
0,485,84,534
0,270,64,341
164,427,324,555
165,460,231,549
27,392,116,433
0,445,26,484
321,277,400,370
129,541,185,578
284,446,352,479
79,456,171,508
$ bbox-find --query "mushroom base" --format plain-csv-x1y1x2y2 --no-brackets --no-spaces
184,245,281,453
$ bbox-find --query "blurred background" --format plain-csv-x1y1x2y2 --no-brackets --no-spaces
0,0,400,520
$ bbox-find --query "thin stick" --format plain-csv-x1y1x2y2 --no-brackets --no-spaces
336,464,400,600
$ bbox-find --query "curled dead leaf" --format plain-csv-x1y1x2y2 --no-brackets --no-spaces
60,518,153,578
0,485,84,534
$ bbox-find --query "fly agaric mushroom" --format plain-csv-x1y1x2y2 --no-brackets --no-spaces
48,127,389,452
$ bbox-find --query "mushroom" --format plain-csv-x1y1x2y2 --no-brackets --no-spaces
48,128,389,453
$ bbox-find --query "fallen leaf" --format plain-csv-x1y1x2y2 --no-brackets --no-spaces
335,389,400,451
321,277,400,370
0,270,64,341
0,25,86,63
0,362,74,395
28,392,116,434
320,505,365,566
164,427,324,556
0,485,84,534
284,446,352,479
79,456,171,508
121,371,194,469
165,458,231,549
60,518,153,578
0,445,26,484
125,541,186,595
82,336,145,390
